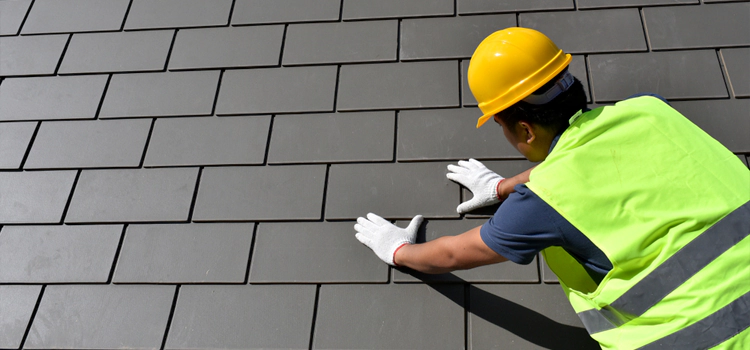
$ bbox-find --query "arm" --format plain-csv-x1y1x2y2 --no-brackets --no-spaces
497,166,534,201
447,159,534,213
394,225,507,274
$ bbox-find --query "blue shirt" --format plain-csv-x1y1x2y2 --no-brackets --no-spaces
480,94,670,283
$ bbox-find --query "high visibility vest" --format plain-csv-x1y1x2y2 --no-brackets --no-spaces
526,96,750,349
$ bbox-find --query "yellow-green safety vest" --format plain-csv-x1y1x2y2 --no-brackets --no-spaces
526,96,750,349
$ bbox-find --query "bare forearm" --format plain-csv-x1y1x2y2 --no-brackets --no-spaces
497,166,535,200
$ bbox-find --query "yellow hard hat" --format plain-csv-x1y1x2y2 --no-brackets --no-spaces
468,27,572,128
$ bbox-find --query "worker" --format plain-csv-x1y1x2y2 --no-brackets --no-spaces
354,27,749,349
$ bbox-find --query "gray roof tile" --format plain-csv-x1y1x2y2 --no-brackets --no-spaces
461,160,539,217
114,223,254,283
283,20,398,65
644,3,750,50
337,61,460,111
217,66,338,115
0,0,32,36
519,8,647,54
342,0,454,20
458,0,574,14
0,285,41,349
66,168,199,223
722,48,750,98
193,165,327,221
59,30,173,74
401,14,515,60
0,35,68,76
0,75,108,121
589,50,727,102
671,99,750,153
326,162,460,220
100,71,220,118
25,119,151,169
166,285,316,349
169,25,284,70
314,284,464,349
393,218,540,282
578,0,697,9
0,121,36,169
0,225,122,283
0,171,77,224
26,285,174,349
232,0,341,25
21,0,130,34
124,0,232,30
267,111,395,164
145,116,271,167
249,221,388,283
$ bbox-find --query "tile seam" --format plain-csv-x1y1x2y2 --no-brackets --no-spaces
262,115,275,165
107,224,128,283
320,164,331,221
307,284,321,350
209,70,225,116
186,167,204,223
94,74,113,120
52,33,73,75
59,169,82,224
14,0,36,36
159,285,181,350
17,121,41,170
639,7,653,52
163,29,178,71
278,24,288,66
18,284,45,349
243,223,259,284
138,118,156,168
716,49,736,99
227,0,237,26
119,0,134,31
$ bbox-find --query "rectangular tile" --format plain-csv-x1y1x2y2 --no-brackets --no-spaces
0,285,42,349
401,14,515,60
0,225,122,283
21,0,130,34
145,116,271,167
59,30,173,74
0,75,108,121
313,284,464,349
283,20,398,65
393,218,540,283
722,48,750,98
66,168,199,223
397,108,520,160
26,285,174,350
0,121,36,169
169,26,284,70
469,284,599,349
461,160,539,217
166,285,316,350
216,66,337,115
0,171,76,224
114,223,254,283
542,255,560,283
25,119,151,169
267,111,394,164
0,0,32,36
326,162,460,219
578,0,697,8
193,165,327,221
644,3,750,50
0,35,68,76
337,61,459,111
589,50,727,102
232,0,341,25
249,221,388,283
342,0,454,20
124,0,233,30
519,9,647,54
670,99,750,153
458,0,573,14
100,71,219,118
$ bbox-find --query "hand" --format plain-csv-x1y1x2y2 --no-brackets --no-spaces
354,213,424,266
446,159,504,214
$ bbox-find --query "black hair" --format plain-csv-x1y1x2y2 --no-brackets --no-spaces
497,68,588,136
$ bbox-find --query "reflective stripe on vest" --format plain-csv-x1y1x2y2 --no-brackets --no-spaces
527,96,750,348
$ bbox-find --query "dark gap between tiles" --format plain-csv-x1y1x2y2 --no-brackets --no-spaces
15,0,37,37
120,0,134,31
138,118,157,168
262,115,275,165
308,284,321,350
319,164,331,221
94,74,113,120
392,111,399,162
18,121,41,170
243,223,259,284
163,29,179,71
160,285,181,350
52,33,73,75
227,0,238,26
18,284,45,350
58,169,81,224
397,19,402,61
278,24,289,67
210,70,225,116
716,49,735,99
107,225,128,284
338,0,345,21
332,65,341,111
186,167,204,223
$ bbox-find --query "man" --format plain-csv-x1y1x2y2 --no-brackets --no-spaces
354,28,749,349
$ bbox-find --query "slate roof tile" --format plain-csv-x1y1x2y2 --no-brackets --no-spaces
0,35,68,77
0,285,41,349
0,75,108,121
671,99,750,153
21,0,130,35
0,0,32,36
342,0,455,20
0,121,36,169
0,170,77,224
232,0,341,25
458,0,574,14
59,30,174,74
643,3,750,50
721,47,750,98
124,0,233,30
577,0,698,9
0,225,122,283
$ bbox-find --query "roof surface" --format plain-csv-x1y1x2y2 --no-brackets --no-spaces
1,0,749,349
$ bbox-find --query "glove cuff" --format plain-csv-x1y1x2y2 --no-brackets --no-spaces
495,178,505,200
392,242,409,267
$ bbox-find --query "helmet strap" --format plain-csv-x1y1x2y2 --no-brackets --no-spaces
522,71,575,105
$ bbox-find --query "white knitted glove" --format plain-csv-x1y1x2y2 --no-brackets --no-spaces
446,159,504,214
354,213,423,266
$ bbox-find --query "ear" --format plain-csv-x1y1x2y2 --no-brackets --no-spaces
518,121,536,144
